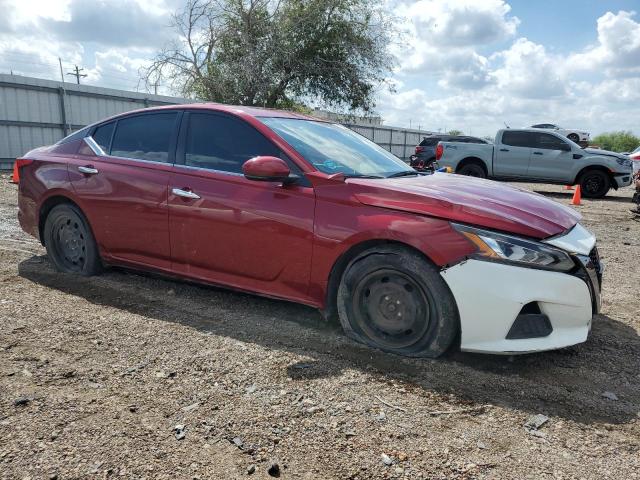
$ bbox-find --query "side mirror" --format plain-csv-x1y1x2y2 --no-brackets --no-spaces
242,156,291,182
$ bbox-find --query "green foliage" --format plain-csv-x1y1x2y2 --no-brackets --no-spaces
144,0,396,113
591,131,640,153
447,129,463,136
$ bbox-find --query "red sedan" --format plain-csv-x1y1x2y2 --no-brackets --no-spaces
16,104,602,356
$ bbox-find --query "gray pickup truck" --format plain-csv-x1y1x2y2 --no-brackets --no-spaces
436,128,633,197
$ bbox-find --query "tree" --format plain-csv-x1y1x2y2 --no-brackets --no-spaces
142,0,396,112
447,129,463,136
591,131,640,153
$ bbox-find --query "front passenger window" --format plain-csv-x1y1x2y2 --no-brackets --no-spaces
184,113,280,173
536,133,569,151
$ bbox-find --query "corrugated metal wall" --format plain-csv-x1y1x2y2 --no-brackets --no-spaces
0,74,434,169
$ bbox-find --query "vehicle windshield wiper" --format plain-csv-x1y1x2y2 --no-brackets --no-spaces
387,170,420,178
342,174,385,179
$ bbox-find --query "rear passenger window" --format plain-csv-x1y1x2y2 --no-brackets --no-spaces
502,131,535,148
184,113,280,173
92,122,115,153
111,113,178,162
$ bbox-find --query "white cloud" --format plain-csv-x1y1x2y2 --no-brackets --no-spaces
396,0,519,48
568,10,640,75
492,38,567,99
392,0,518,90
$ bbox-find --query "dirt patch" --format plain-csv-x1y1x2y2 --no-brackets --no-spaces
1,177,639,479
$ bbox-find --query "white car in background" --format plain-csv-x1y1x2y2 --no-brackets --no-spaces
530,123,590,144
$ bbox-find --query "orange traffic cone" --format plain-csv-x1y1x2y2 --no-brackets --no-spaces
10,161,19,184
571,185,581,205
564,185,574,190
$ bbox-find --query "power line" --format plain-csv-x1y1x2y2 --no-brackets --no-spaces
66,65,87,84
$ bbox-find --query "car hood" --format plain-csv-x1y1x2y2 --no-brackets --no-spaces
583,148,627,160
349,173,580,239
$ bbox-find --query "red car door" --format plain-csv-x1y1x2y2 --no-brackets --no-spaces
67,111,181,271
168,111,315,303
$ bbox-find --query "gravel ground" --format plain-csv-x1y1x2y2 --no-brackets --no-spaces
0,177,638,480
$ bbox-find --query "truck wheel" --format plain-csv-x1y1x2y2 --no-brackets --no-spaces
567,133,580,143
579,170,610,198
337,245,459,358
457,163,486,178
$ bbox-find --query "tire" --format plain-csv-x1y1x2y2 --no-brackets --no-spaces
457,162,486,178
43,203,102,276
567,133,580,143
337,245,459,358
579,169,610,198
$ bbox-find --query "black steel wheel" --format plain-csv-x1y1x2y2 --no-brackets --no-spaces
457,163,486,178
567,133,580,143
44,203,102,275
337,246,459,358
579,170,610,198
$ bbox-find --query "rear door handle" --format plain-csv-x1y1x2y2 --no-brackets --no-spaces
78,165,98,174
172,188,201,200
533,151,543,155
499,148,509,152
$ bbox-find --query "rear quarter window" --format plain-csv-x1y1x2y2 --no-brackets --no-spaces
92,122,115,153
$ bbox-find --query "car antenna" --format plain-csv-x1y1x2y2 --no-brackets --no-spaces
504,121,510,129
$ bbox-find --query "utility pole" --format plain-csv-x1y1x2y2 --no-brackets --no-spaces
58,58,65,83
66,65,87,84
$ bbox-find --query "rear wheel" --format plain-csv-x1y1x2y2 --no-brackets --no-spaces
44,204,102,275
337,246,459,358
579,170,610,198
457,162,486,178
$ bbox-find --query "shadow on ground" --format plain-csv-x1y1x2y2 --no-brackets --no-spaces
18,255,640,426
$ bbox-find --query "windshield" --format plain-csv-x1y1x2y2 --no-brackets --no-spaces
260,117,414,177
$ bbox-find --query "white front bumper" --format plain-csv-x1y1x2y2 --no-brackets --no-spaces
441,259,592,354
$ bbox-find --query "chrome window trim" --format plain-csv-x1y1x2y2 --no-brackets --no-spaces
105,154,173,166
173,162,245,177
83,136,106,157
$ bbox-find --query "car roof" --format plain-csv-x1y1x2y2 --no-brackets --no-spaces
93,102,322,125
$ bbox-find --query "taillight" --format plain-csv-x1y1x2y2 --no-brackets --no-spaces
415,146,424,154
12,159,33,184
435,144,444,160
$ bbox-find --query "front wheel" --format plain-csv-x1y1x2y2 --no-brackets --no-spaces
44,203,102,275
567,133,580,143
337,246,459,358
579,170,610,198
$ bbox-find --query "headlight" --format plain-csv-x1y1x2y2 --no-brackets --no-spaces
452,223,575,272
616,158,632,168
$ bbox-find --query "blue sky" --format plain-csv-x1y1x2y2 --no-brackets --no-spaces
510,0,637,50
0,0,639,136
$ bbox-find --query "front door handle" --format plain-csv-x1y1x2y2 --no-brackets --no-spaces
78,165,99,174
499,148,509,152
172,188,201,200
533,151,543,155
